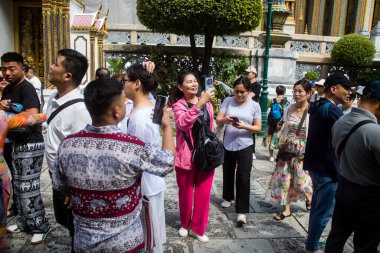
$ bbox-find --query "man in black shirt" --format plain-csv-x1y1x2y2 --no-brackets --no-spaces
245,66,261,159
0,52,50,244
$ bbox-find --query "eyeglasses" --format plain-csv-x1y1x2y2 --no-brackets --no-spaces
121,79,134,85
245,72,251,75
0,77,4,82
234,90,248,95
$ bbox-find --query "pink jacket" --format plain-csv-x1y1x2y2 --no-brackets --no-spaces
172,98,215,170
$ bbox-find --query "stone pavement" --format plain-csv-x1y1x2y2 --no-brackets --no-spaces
4,137,359,253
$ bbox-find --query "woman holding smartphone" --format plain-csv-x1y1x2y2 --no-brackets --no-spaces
121,63,172,252
216,76,262,226
172,70,215,243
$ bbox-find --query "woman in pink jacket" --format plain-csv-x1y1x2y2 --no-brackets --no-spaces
172,71,215,243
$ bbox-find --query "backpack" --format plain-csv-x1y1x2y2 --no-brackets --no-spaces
267,97,287,126
182,104,225,171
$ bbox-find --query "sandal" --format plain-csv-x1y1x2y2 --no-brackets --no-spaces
306,200,312,211
274,212,291,221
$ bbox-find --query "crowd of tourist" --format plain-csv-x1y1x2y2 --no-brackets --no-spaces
0,49,379,253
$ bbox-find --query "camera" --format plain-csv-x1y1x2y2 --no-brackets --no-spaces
204,76,214,92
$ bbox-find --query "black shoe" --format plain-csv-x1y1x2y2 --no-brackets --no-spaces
7,207,18,218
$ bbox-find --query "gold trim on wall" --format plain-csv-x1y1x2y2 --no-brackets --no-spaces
333,0,343,36
312,0,321,34
369,0,376,29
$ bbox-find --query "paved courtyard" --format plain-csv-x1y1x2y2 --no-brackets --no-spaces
4,138,362,253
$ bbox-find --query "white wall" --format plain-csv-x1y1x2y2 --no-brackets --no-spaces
0,1,14,55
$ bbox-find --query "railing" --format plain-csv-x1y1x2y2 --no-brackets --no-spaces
104,24,340,56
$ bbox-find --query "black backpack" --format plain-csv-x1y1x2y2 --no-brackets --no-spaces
182,104,224,171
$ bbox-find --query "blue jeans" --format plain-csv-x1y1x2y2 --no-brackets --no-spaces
305,171,338,251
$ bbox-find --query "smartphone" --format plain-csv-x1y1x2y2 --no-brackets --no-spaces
204,76,214,92
152,95,167,124
230,116,239,122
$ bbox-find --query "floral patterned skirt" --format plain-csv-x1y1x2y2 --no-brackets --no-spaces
265,157,313,205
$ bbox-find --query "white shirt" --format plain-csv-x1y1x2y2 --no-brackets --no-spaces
220,97,261,151
45,87,92,171
28,76,42,102
125,105,166,196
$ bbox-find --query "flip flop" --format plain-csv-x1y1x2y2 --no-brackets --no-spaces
274,212,291,221
306,200,312,211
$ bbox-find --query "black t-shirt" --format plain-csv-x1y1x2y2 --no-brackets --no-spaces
2,79,43,143
251,81,261,102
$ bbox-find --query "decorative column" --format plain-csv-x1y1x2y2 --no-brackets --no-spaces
90,31,96,79
42,0,70,87
359,0,375,36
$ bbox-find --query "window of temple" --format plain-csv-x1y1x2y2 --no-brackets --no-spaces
322,0,334,36
345,0,359,34
372,0,380,29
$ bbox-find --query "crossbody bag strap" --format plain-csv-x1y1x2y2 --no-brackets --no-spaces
47,98,85,125
295,107,308,137
179,102,194,151
336,119,374,158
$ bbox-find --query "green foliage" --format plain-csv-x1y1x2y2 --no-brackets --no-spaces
137,0,263,36
331,34,376,67
304,71,319,81
106,54,133,74
357,69,380,85
136,0,262,76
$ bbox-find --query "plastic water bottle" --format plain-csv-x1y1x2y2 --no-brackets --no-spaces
9,102,23,113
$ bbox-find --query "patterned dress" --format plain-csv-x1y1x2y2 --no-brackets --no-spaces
266,111,313,205
0,112,46,250
53,125,174,253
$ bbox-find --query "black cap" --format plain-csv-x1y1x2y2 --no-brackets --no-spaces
362,80,380,100
324,72,355,88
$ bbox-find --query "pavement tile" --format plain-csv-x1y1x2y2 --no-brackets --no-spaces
270,238,306,253
163,239,191,253
3,237,27,253
227,213,307,239
192,239,275,253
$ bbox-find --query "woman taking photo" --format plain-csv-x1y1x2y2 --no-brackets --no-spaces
216,76,262,226
172,71,215,243
265,79,313,220
121,63,170,253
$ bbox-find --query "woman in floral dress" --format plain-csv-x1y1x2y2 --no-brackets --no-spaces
266,79,313,220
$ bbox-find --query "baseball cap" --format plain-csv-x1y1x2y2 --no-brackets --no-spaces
324,72,355,88
355,85,365,95
245,66,257,74
315,79,325,86
362,80,380,100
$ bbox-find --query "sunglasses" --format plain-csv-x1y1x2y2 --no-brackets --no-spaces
0,77,4,82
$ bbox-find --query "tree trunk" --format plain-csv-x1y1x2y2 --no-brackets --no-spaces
189,33,199,73
201,30,214,85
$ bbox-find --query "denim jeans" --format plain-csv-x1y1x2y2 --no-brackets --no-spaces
305,171,338,251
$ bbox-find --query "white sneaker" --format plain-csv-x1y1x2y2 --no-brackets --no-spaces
236,214,247,227
178,227,188,237
31,228,50,245
189,230,209,243
252,153,257,160
269,156,274,162
6,224,24,233
221,200,232,208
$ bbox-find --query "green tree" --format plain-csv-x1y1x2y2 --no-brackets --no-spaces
137,0,263,81
331,34,376,80
304,71,319,81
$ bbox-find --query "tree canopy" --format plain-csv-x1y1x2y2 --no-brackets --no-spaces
137,0,263,36
137,0,263,77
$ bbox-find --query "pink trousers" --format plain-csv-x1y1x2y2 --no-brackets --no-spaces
175,167,214,236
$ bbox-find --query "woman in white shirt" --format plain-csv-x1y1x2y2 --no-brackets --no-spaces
216,76,262,226
121,63,169,253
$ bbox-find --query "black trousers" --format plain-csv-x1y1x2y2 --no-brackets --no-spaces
325,177,380,253
222,145,253,213
53,189,75,252
4,142,17,211
252,134,256,153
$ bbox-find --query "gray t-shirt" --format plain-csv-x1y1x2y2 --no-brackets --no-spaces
332,107,380,186
220,97,261,151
